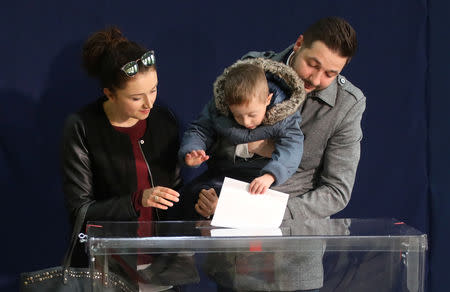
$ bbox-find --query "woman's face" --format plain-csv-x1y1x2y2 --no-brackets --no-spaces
105,69,158,125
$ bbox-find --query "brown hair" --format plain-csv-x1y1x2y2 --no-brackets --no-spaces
223,63,268,106
82,27,154,90
302,17,357,62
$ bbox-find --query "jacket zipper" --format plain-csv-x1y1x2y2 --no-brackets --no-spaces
138,139,160,221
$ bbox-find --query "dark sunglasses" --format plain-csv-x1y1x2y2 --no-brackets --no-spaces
120,50,156,77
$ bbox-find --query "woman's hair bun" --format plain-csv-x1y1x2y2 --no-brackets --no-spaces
82,27,128,77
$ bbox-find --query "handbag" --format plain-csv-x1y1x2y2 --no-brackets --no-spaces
20,203,136,292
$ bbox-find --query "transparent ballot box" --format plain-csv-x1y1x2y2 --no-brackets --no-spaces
86,218,427,292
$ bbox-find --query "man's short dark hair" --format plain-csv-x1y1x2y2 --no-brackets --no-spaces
303,17,357,61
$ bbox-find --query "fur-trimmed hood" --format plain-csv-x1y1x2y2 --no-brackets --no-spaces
213,58,306,125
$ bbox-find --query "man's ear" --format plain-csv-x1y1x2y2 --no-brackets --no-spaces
266,92,274,106
103,88,114,100
293,35,304,52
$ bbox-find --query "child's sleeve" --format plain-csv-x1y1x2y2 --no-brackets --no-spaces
260,112,303,186
178,99,218,166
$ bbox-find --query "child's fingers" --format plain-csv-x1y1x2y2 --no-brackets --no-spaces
249,181,254,193
260,185,268,194
193,150,205,157
255,183,268,194
249,181,257,194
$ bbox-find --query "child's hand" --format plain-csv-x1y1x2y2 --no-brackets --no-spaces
185,150,209,166
249,174,275,194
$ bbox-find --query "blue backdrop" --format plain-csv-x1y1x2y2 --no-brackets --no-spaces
1,1,447,291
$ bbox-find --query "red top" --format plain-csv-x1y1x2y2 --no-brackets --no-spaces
113,119,153,264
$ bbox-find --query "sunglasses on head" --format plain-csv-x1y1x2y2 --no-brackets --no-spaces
120,50,156,77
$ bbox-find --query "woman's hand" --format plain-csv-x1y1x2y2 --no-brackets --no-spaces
249,174,275,194
142,186,180,209
185,150,210,166
195,188,218,219
248,139,275,158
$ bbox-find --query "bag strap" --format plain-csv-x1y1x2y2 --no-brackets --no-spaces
62,202,93,269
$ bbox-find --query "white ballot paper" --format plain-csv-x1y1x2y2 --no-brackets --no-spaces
211,177,289,230
210,227,283,237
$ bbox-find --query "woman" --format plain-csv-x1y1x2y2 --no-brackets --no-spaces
61,27,182,267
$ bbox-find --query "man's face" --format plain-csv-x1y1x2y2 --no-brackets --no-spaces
290,36,348,93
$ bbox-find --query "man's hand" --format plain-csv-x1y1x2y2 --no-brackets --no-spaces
249,174,275,194
248,139,275,158
195,188,218,218
185,150,209,166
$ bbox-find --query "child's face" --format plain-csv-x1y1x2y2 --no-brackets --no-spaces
229,91,273,129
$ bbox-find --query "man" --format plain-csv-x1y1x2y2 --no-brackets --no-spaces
196,16,366,220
